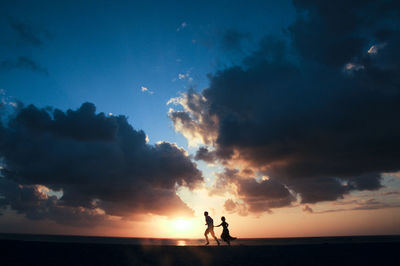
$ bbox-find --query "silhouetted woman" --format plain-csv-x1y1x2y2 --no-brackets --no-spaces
215,216,237,246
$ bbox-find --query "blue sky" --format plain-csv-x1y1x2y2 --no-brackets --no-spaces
1,0,295,147
2,0,399,238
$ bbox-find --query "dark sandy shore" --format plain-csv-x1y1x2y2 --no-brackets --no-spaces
1,239,399,266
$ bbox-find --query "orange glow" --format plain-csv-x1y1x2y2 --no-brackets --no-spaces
176,240,186,246
2,205,400,239
172,219,192,232
2,179,400,239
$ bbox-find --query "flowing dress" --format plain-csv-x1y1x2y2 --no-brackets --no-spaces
220,221,237,242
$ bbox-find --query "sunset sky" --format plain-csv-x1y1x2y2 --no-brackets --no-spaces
1,0,400,239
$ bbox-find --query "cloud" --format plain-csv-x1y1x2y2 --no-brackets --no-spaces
289,0,399,67
313,198,400,214
194,147,217,163
0,56,48,74
237,177,295,213
9,19,51,47
223,198,248,216
178,73,187,80
384,171,400,179
0,102,203,225
211,168,295,214
141,86,154,94
0,19,52,76
176,71,193,82
220,29,251,52
169,0,400,213
302,205,313,213
224,199,236,211
0,181,108,226
168,89,218,147
368,43,387,55
382,191,400,196
0,89,18,109
344,62,364,72
176,22,187,32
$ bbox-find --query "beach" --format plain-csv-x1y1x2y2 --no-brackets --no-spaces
1,235,399,266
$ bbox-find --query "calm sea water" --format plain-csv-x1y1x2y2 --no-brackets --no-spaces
0,233,399,246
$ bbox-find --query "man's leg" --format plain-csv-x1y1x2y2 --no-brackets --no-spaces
204,228,210,245
210,230,220,246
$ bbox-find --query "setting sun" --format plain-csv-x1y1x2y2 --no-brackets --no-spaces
172,219,192,232
1,1,400,266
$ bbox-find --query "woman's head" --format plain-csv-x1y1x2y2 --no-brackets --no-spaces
221,216,225,221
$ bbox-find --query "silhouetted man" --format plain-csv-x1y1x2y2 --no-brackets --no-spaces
204,211,220,246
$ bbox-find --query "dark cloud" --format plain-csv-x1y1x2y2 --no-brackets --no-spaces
302,205,313,213
237,178,294,212
220,29,251,52
9,19,52,47
224,199,237,212
223,199,248,216
169,0,400,212
0,56,48,74
194,147,216,163
0,19,51,75
290,0,400,66
212,168,295,213
382,191,400,196
0,179,107,226
0,102,203,225
313,198,400,214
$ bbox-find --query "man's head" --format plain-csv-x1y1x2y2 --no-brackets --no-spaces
204,211,208,216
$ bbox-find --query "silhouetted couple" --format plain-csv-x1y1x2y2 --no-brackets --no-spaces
204,211,237,246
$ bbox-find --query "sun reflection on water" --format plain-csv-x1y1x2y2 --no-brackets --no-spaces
177,240,186,246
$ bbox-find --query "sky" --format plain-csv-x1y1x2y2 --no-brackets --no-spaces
0,0,400,239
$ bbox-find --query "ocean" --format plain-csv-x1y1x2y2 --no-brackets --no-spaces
0,233,399,246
